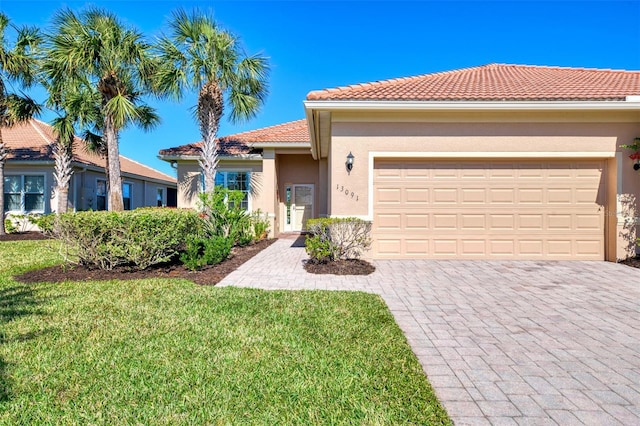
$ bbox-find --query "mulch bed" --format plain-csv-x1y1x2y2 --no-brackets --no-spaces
8,231,377,282
618,257,640,269
14,238,276,286
304,259,376,276
0,231,50,241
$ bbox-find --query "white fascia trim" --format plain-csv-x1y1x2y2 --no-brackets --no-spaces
367,150,615,221
370,151,615,159
251,142,310,148
304,100,640,111
159,154,263,162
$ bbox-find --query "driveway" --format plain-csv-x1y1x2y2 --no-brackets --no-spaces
218,237,640,425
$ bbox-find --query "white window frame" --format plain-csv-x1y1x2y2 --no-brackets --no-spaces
3,174,46,214
96,178,108,211
95,179,134,210
122,181,133,210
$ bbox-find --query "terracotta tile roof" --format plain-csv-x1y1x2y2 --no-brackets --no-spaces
159,119,310,157
4,119,176,184
306,64,640,102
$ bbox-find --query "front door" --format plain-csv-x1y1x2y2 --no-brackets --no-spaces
288,184,314,231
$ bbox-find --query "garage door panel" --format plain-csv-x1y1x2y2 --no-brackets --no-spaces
406,214,429,229
433,188,458,203
489,188,516,203
548,189,573,203
405,188,429,203
462,188,486,203
372,159,605,260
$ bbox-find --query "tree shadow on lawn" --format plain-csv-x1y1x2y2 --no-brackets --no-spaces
0,284,52,402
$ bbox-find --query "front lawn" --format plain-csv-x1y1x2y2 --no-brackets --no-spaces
0,240,450,424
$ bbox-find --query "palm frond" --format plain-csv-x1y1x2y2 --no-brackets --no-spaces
2,93,41,127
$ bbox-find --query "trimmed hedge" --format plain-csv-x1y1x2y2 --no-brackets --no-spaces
53,208,203,270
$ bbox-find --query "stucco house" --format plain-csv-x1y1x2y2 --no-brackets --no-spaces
4,119,177,219
160,64,640,261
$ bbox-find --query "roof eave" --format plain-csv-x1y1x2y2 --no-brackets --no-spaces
303,100,640,111
159,153,264,162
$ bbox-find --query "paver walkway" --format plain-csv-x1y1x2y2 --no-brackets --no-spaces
218,236,640,425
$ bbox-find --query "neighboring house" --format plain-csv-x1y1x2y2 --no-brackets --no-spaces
161,64,640,261
4,119,177,220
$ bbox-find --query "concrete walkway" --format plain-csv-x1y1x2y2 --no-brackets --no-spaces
218,237,640,425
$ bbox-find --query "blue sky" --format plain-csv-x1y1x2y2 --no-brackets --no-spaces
3,0,640,176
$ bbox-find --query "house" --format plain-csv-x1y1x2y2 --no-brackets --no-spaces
160,64,640,261
159,119,315,233
3,119,177,219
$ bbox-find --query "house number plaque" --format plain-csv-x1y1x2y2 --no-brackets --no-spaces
336,184,359,201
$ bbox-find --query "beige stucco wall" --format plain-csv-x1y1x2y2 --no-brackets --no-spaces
174,158,278,236
325,110,640,260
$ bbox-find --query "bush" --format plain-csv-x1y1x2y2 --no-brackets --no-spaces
305,217,372,263
180,236,232,271
251,209,270,241
198,188,250,244
4,218,16,234
198,188,270,246
53,208,203,270
27,213,56,234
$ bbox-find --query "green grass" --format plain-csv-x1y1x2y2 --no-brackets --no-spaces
0,240,450,425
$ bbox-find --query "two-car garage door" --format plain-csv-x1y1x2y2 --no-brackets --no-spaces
372,159,605,260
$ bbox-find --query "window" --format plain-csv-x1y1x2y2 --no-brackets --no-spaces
96,180,132,210
157,188,164,207
96,179,107,211
211,171,250,210
123,183,132,210
3,175,45,213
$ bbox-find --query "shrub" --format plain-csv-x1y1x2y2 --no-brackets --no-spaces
305,217,372,263
198,188,270,246
4,218,16,234
180,236,232,271
53,208,203,270
198,188,250,244
251,209,270,241
27,213,56,234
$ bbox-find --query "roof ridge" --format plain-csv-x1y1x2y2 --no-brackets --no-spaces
306,63,640,101
489,63,640,74
306,64,496,100
29,119,55,144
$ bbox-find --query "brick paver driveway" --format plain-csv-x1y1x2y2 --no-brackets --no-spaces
219,237,640,425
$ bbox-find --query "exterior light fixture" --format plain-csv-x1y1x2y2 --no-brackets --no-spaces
630,152,640,170
346,152,354,174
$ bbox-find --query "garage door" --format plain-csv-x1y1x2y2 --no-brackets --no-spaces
372,159,605,260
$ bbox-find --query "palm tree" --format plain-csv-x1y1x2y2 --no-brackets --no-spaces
43,76,102,213
0,13,41,235
156,9,269,192
44,8,159,211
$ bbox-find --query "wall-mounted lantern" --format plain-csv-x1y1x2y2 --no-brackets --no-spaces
346,152,354,175
630,152,640,170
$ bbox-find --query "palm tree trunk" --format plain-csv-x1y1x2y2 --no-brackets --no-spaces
0,132,6,236
53,141,73,213
104,115,124,211
198,80,223,192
